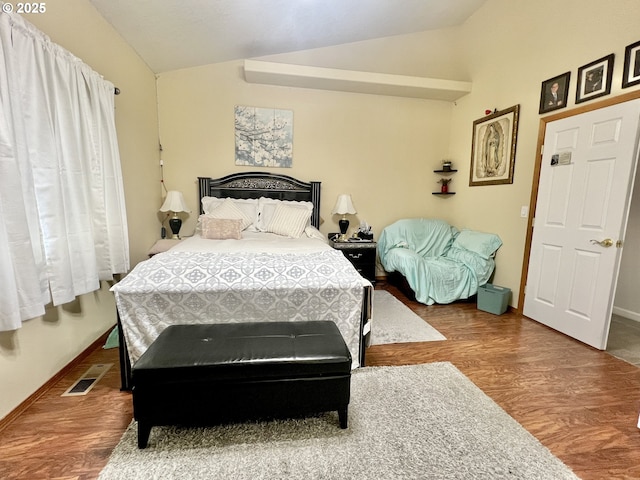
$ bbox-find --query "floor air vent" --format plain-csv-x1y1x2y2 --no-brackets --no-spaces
62,363,113,397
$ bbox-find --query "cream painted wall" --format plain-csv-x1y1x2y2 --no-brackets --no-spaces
157,62,454,245
447,0,640,306
159,0,640,312
0,0,159,421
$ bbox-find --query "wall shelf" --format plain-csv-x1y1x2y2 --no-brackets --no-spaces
434,167,457,195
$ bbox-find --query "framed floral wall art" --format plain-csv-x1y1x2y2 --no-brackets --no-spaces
235,106,293,167
469,105,520,186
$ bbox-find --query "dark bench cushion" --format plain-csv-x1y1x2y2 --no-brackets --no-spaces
132,321,352,384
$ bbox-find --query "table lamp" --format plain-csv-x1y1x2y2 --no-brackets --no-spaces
331,194,357,240
159,191,190,239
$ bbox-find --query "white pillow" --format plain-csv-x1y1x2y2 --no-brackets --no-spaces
265,203,312,238
207,198,253,230
201,197,259,230
304,225,327,241
257,197,313,232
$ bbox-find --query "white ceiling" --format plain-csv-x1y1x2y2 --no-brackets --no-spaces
89,0,487,74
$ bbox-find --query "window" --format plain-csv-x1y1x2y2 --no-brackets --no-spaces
0,11,129,330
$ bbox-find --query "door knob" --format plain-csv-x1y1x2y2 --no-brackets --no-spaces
590,238,613,247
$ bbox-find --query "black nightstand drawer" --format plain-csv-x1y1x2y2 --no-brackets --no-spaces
330,241,377,284
343,249,375,267
351,262,375,282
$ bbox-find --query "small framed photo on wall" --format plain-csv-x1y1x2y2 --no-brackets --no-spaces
539,72,570,114
622,40,640,89
576,54,614,104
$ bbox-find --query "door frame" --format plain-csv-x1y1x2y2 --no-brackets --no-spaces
518,89,640,313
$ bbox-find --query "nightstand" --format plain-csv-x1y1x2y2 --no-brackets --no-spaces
148,239,182,257
331,240,377,284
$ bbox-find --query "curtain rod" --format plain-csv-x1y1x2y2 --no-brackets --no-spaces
114,87,120,95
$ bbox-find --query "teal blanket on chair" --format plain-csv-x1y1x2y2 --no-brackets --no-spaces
378,219,501,305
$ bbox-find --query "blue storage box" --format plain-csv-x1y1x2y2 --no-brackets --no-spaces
477,283,511,315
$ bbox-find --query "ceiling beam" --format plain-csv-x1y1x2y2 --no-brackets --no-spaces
244,60,471,101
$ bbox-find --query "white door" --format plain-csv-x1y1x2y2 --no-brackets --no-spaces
524,99,640,349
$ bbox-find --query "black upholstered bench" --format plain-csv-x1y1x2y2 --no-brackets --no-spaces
131,321,352,448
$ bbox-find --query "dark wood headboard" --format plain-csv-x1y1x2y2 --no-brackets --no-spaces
198,172,321,229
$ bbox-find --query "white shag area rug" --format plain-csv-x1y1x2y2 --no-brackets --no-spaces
99,362,579,480
370,290,446,345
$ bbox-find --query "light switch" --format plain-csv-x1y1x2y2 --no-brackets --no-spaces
520,206,529,218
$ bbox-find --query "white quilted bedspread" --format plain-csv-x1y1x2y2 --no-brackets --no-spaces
112,248,369,368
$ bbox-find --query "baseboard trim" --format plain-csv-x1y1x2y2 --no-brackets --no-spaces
612,306,640,323
0,327,114,433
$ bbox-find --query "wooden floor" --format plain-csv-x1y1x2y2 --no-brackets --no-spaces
1,282,639,480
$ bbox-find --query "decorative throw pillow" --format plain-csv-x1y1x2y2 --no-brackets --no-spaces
265,203,311,238
208,198,253,230
257,197,313,232
200,217,243,240
201,197,259,230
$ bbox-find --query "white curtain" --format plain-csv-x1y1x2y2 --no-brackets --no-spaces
0,9,129,331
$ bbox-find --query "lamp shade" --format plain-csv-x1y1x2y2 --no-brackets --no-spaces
159,191,190,213
331,194,357,215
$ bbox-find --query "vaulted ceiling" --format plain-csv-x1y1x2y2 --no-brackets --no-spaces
89,0,487,73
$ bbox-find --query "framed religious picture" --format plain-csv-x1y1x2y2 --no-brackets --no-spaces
469,105,520,186
539,72,570,114
576,54,614,104
622,40,640,89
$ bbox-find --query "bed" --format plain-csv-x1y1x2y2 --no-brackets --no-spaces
112,172,372,390
378,218,502,305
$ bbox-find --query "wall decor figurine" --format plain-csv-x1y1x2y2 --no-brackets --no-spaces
439,178,452,193
539,72,570,114
622,40,640,89
576,54,614,104
235,106,293,167
469,105,520,186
